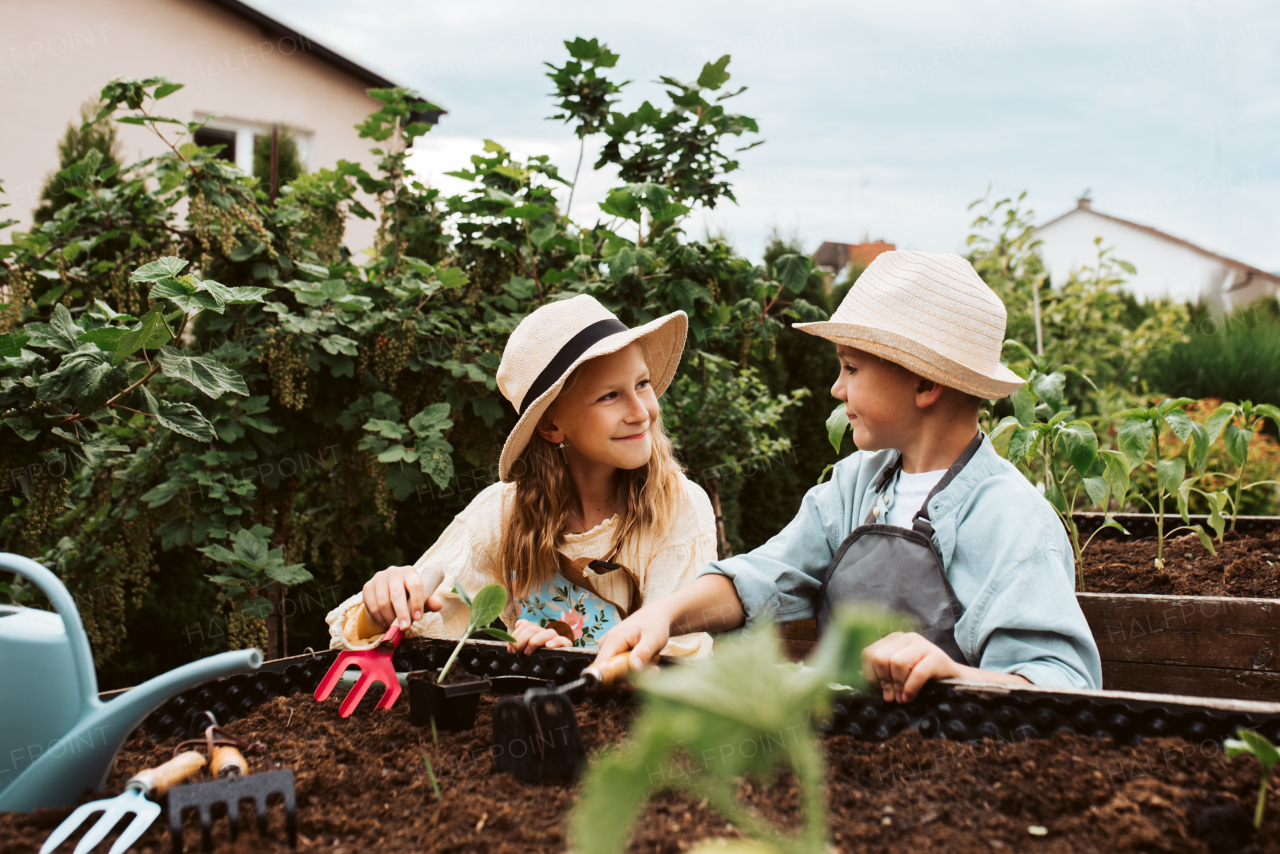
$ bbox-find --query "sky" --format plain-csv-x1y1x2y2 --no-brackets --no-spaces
250,0,1280,270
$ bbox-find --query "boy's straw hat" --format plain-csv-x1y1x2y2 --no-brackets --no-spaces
496,295,687,482
795,250,1024,399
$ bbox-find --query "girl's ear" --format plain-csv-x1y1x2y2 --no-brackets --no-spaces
534,411,564,445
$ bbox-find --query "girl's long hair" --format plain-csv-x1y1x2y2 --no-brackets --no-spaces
499,373,685,600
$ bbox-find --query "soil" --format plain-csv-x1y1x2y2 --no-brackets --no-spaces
1082,527,1280,598
3,690,1278,854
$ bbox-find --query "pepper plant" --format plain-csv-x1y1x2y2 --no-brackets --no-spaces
1204,401,1280,532
570,608,883,854
987,341,1125,582
1112,398,1216,567
1226,728,1279,830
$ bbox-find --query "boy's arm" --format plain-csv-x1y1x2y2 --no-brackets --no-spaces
595,575,744,669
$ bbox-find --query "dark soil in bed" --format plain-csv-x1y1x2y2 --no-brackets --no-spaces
3,691,1278,854
1082,527,1280,599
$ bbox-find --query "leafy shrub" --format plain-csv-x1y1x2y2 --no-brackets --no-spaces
1141,305,1280,416
0,44,826,685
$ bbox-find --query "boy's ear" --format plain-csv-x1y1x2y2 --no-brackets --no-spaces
534,411,564,444
915,378,945,408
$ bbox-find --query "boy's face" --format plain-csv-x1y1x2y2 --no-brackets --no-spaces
830,344,923,451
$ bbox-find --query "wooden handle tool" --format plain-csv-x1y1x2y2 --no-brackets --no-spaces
127,750,207,797
211,744,248,779
581,651,634,690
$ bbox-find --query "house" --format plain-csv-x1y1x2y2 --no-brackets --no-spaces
1,0,443,257
1034,198,1279,312
812,240,896,276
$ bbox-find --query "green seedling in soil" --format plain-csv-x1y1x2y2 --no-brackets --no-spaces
421,747,442,801
1111,398,1216,569
990,341,1125,584
1225,727,1279,829
1203,401,1280,532
570,606,886,854
436,581,516,683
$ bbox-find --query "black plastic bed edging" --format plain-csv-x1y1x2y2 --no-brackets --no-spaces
123,637,1280,751
1072,512,1280,541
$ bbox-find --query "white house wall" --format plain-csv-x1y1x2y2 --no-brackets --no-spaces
1,0,392,259
1035,210,1232,309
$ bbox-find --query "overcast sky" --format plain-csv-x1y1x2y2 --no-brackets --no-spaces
252,0,1279,270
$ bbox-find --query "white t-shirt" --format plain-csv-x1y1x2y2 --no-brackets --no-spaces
885,469,946,529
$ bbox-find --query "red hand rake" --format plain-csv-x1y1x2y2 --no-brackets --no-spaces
314,625,404,717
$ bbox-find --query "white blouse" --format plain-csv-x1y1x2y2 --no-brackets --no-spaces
326,473,717,657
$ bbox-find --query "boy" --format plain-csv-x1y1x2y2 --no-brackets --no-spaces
596,250,1102,702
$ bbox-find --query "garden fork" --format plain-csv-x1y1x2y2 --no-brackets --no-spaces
314,624,404,717
40,752,206,854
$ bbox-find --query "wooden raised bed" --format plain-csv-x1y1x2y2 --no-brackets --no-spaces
780,515,1280,702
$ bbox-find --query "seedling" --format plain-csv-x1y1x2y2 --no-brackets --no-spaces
1225,727,1279,829
570,607,884,854
436,582,516,683
1204,401,1280,531
421,748,442,801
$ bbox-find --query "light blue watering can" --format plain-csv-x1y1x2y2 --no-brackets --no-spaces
0,552,262,812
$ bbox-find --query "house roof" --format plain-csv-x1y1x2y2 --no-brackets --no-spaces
202,0,445,123
1036,198,1280,292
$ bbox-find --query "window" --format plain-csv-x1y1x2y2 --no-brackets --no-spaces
191,127,237,163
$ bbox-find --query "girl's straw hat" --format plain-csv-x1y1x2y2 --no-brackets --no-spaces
496,295,687,481
794,250,1024,399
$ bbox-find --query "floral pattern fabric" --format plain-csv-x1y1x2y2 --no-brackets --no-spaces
517,579,622,648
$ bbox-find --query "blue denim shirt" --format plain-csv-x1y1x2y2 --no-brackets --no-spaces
699,438,1103,690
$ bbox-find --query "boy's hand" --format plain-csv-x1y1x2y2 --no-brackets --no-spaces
861,631,962,703
595,606,672,671
361,565,444,632
506,618,573,654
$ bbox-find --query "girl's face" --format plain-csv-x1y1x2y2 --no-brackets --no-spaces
536,343,658,472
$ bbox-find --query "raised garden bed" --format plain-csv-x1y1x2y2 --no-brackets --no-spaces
5,668,1280,853
1076,514,1280,599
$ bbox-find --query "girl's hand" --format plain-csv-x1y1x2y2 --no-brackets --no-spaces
506,618,573,654
594,606,671,671
361,565,443,632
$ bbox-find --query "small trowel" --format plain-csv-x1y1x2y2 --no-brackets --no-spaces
491,651,633,782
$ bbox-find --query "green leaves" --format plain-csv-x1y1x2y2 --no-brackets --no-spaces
129,256,189,282
199,527,312,598
824,404,848,455
1224,424,1252,468
112,309,172,364
773,253,812,294
696,55,732,90
1154,458,1185,496
1226,727,1280,830
158,346,249,399
1117,418,1155,472
1055,420,1097,476
437,582,516,681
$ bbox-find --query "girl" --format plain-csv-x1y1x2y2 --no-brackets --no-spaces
325,295,715,657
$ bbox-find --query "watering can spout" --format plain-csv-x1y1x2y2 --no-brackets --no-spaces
0,553,265,812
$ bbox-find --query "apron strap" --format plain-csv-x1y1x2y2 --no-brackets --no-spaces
912,431,984,533
554,552,640,618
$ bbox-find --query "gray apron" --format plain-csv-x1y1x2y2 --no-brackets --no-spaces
816,433,984,665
